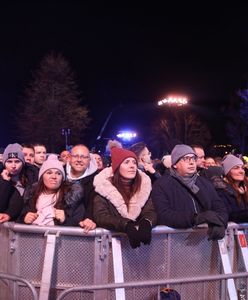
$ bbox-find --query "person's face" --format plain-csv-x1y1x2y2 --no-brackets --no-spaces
93,153,103,170
140,147,152,164
42,168,63,191
60,150,70,165
5,158,23,176
69,146,90,175
34,146,47,165
228,165,245,183
194,147,206,169
22,147,35,164
119,157,137,179
174,154,197,176
205,157,216,167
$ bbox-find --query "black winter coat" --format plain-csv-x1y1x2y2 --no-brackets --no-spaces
0,177,23,220
19,182,86,226
151,174,228,229
214,178,248,223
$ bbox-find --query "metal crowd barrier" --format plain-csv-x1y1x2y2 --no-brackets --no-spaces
0,222,248,300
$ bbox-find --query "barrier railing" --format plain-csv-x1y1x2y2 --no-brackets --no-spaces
0,222,248,300
0,272,38,300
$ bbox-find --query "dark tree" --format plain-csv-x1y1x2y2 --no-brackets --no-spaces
225,89,248,153
17,52,90,152
148,109,212,158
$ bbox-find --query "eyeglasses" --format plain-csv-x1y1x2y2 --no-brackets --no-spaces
70,154,90,160
181,155,197,163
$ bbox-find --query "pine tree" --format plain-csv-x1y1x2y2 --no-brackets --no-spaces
17,52,90,152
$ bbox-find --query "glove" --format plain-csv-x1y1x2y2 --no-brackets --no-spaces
194,210,224,227
207,225,226,241
126,222,141,249
138,219,152,245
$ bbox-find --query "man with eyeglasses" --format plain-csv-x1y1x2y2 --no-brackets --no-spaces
66,144,98,232
151,144,228,241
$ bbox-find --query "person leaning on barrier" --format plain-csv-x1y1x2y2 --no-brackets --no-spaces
214,154,248,223
151,144,228,241
0,143,26,223
93,140,157,249
19,154,92,228
66,144,98,232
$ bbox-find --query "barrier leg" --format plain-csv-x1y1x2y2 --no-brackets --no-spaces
218,238,238,300
39,233,57,300
111,237,125,300
235,230,248,299
236,230,248,270
94,234,110,300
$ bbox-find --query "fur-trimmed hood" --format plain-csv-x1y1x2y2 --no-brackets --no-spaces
93,167,152,220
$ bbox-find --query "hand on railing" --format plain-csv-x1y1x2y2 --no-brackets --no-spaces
79,218,96,233
24,212,38,224
0,213,10,223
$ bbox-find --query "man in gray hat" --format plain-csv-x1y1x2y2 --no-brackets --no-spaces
151,144,228,240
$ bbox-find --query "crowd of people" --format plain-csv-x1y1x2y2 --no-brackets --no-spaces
0,140,248,248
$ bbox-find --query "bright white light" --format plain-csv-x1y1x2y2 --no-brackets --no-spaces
117,131,137,141
157,96,188,107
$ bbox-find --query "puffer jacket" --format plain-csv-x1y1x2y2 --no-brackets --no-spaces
0,177,23,220
93,167,157,232
19,182,86,226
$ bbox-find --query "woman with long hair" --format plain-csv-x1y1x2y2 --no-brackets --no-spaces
215,154,248,223
21,154,93,228
93,141,157,248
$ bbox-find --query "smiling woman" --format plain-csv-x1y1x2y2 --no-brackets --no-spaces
214,154,248,223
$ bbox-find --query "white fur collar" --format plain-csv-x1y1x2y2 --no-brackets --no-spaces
93,167,152,220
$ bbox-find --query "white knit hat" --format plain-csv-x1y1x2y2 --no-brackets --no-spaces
162,155,172,168
222,154,244,176
38,154,65,180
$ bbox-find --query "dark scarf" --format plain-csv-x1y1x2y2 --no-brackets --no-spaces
170,168,199,194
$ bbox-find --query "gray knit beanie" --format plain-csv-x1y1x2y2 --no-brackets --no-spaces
171,144,196,165
39,154,65,180
3,143,25,165
222,154,244,176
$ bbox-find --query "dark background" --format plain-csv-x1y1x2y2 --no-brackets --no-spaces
1,3,248,149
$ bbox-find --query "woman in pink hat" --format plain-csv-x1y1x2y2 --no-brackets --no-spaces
20,154,95,230
93,140,157,248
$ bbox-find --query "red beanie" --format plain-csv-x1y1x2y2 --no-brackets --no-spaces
111,147,138,173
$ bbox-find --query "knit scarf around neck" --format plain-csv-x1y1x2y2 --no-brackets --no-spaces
170,168,199,194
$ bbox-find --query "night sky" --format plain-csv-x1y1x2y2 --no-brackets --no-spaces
1,3,248,149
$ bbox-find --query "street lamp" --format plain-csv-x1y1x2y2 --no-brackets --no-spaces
158,95,189,143
61,128,71,150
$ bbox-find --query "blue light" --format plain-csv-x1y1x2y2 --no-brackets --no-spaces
116,131,137,141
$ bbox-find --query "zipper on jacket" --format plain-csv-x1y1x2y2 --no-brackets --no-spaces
191,196,198,214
